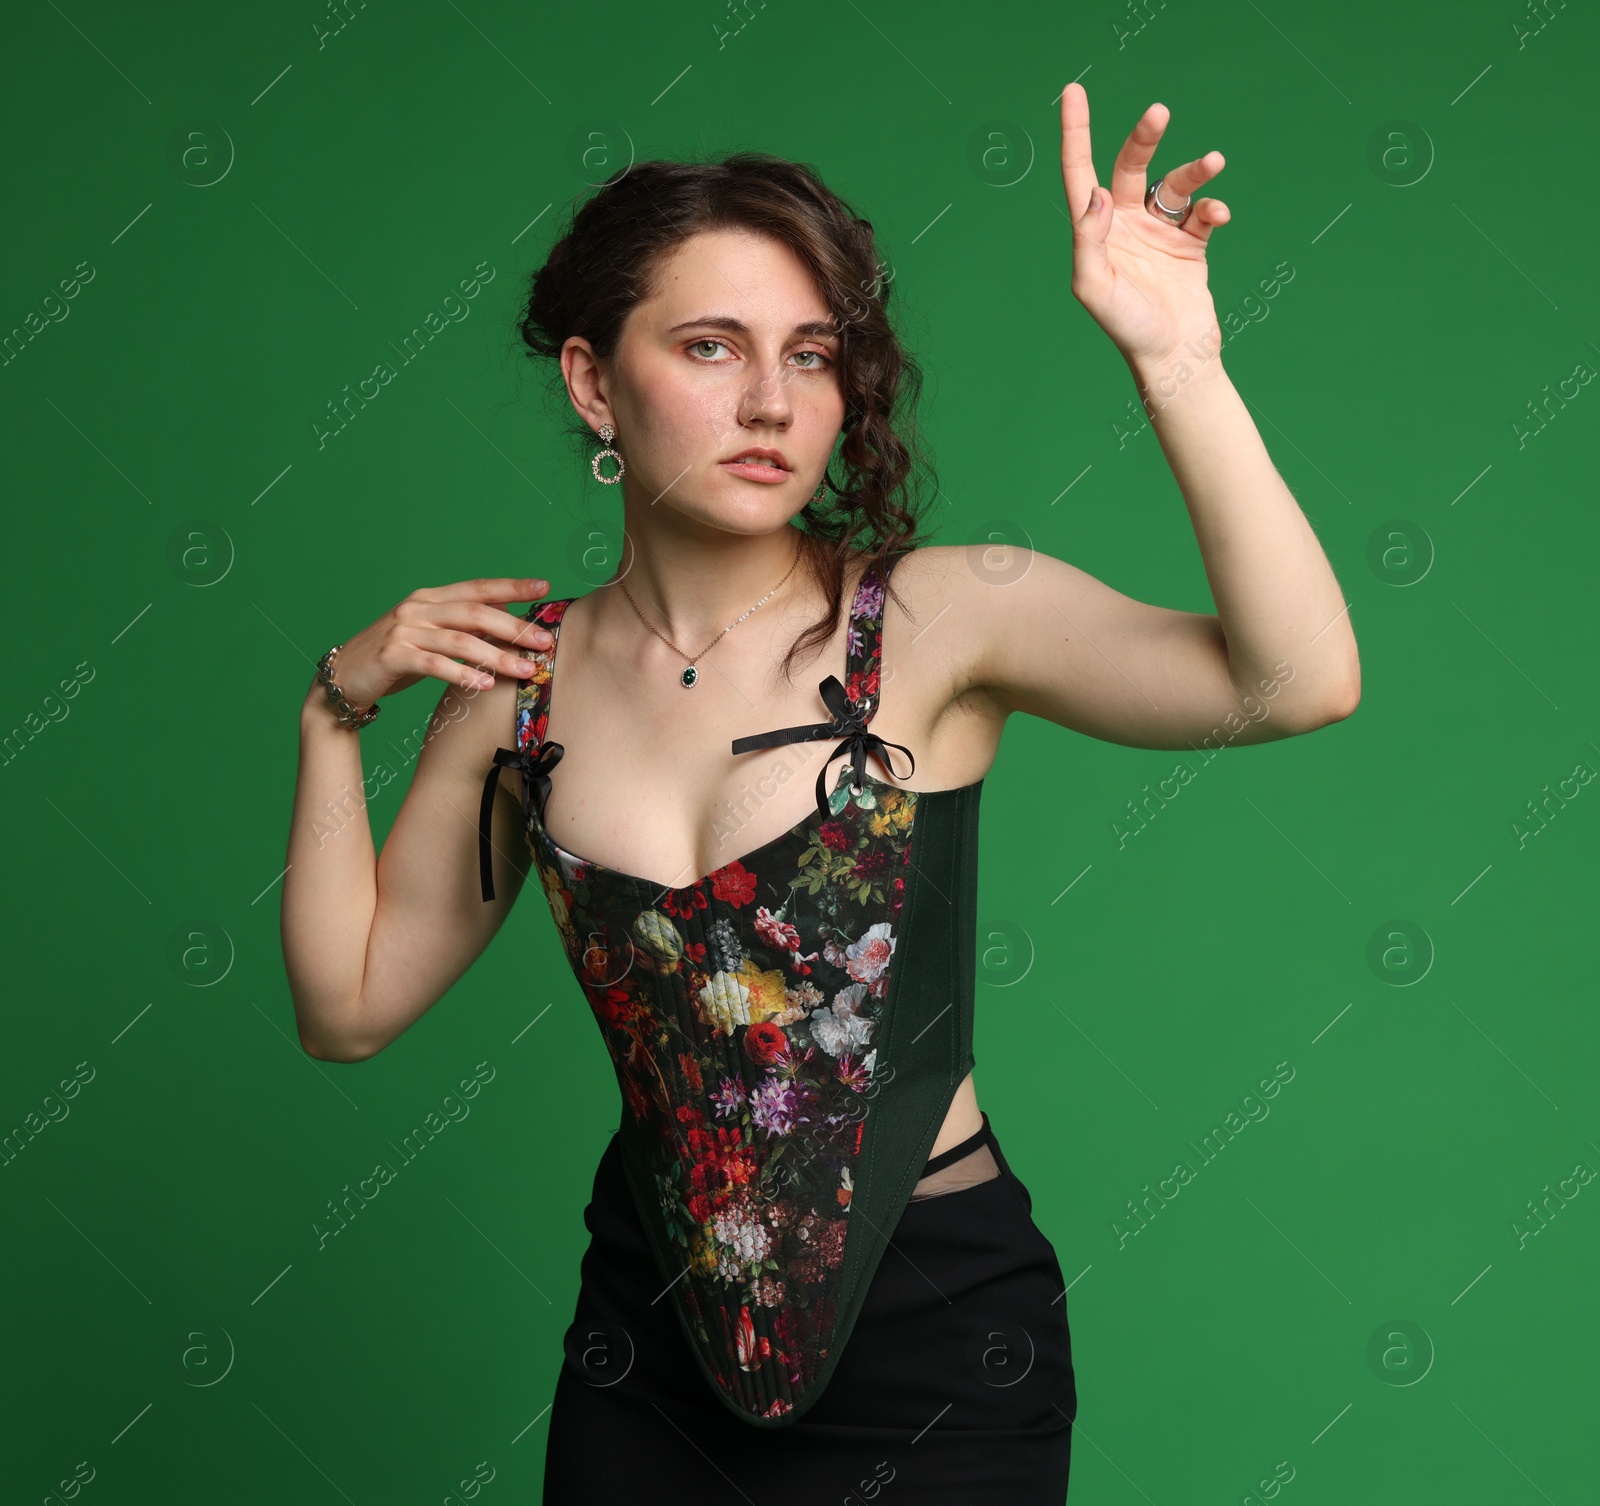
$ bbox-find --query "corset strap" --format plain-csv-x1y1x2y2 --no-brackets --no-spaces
730,674,915,821
478,740,564,902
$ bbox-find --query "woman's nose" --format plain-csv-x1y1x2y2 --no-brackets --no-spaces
739,366,795,424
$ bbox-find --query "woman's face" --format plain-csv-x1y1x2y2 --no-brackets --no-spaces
569,227,847,535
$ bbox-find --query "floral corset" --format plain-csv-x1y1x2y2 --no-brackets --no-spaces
476,548,984,1429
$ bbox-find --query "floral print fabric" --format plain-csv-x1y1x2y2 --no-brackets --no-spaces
514,560,918,1423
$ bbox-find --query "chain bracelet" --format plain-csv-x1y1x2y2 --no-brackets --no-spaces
315,644,381,729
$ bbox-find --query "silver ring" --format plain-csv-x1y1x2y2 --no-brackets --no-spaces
1145,177,1193,226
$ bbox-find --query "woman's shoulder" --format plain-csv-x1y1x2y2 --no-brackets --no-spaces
845,540,965,584
873,543,995,690
888,542,965,569
832,543,989,634
876,542,980,607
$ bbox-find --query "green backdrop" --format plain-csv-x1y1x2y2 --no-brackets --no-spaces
3,0,1594,1500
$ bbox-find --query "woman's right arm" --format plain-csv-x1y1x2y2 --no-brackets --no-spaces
281,578,554,1062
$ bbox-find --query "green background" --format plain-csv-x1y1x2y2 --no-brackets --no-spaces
3,0,1595,1500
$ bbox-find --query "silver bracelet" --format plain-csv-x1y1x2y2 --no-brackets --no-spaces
315,643,381,729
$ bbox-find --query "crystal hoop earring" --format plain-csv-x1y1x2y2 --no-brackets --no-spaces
810,471,830,503
591,423,625,485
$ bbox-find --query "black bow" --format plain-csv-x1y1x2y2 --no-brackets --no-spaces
478,740,565,902
730,675,914,821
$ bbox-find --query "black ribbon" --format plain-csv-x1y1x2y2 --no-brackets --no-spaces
730,675,914,821
478,740,564,902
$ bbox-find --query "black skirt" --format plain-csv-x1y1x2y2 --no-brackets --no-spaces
542,1111,1077,1503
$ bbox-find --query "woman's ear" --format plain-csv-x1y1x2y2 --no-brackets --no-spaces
560,335,612,431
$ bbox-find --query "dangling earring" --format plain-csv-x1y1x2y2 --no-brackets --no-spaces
810,471,829,503
591,423,625,485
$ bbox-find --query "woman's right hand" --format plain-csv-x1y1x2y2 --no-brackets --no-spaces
321,577,555,707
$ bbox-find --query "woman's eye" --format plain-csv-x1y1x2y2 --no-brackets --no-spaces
688,339,729,360
791,350,831,369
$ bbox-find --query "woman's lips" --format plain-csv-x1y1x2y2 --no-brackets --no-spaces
718,460,790,483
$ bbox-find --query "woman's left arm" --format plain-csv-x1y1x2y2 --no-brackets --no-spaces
959,84,1360,748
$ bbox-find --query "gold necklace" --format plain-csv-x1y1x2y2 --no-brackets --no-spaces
615,543,804,689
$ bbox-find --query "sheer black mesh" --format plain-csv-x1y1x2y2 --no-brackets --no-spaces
908,1140,1001,1200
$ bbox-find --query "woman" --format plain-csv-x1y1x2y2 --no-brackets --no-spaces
283,84,1359,1503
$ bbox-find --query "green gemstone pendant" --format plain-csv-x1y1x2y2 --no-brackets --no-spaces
681,665,698,688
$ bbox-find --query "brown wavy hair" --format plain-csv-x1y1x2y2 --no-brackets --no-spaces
516,151,937,681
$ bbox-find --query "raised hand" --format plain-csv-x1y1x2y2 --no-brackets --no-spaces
1060,82,1230,367
322,577,554,707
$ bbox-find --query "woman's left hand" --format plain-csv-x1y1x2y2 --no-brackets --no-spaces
1060,82,1229,368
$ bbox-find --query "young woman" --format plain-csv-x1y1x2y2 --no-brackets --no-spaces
283,84,1359,1503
